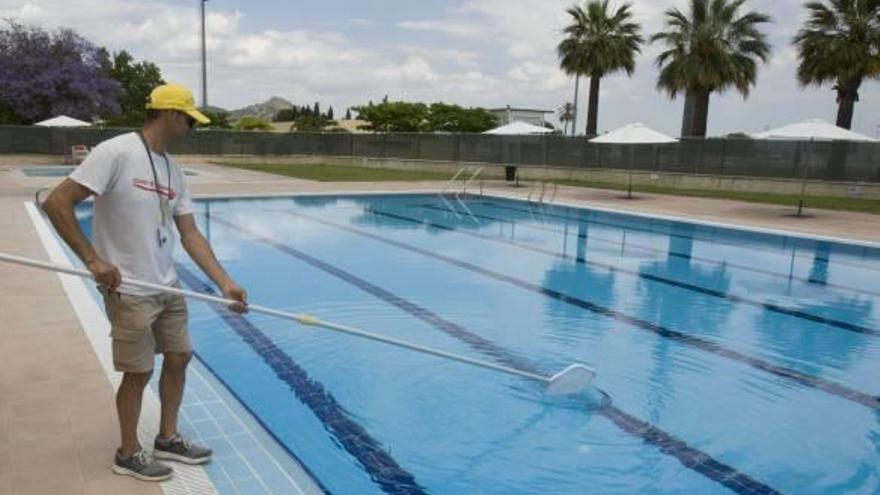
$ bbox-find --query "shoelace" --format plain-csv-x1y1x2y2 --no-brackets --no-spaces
170,434,193,451
132,449,153,467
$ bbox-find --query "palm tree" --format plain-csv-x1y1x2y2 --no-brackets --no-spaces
557,0,643,137
793,0,880,130
558,102,575,135
651,0,771,138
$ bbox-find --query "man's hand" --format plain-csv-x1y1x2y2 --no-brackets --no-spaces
87,258,122,290
221,281,248,314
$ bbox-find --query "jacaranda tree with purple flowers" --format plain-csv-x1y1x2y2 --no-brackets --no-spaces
0,20,121,125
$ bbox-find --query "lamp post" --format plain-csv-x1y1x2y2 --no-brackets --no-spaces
200,0,208,108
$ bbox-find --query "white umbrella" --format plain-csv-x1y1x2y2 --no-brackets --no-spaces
34,115,92,127
484,120,553,135
753,119,875,217
591,123,678,198
590,123,677,144
752,119,875,142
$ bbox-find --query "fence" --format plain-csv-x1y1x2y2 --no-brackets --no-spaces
1,125,878,182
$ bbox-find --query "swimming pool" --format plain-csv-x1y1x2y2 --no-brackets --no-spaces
75,193,880,494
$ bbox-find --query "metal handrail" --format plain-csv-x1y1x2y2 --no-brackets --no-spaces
526,182,538,202
442,166,470,196
460,167,484,197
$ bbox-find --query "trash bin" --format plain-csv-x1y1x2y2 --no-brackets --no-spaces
505,166,517,182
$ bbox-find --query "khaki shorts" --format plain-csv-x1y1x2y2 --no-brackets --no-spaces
102,288,192,372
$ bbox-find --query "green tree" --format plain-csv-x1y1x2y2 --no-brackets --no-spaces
273,108,296,121
234,116,272,131
327,105,334,120
426,103,497,132
354,100,429,132
557,0,643,137
200,109,233,129
793,0,880,130
292,115,334,132
345,108,352,120
651,0,771,138
557,102,575,135
98,49,164,126
724,132,753,139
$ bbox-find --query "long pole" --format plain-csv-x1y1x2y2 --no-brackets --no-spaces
571,76,580,137
200,0,208,108
0,252,594,394
626,146,634,199
796,139,811,217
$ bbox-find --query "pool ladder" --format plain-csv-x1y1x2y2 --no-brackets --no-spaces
439,166,484,224
527,182,558,204
443,166,484,199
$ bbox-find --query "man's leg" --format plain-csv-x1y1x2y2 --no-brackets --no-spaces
152,294,211,464
113,368,173,481
158,351,191,439
153,350,212,464
105,292,173,480
116,370,152,457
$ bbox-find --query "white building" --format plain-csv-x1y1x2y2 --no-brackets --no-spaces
488,105,552,127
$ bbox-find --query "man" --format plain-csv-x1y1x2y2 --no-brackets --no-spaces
43,83,248,482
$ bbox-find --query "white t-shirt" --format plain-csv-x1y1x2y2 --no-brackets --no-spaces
70,132,194,296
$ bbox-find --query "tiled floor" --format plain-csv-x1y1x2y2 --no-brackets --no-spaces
0,193,160,494
171,361,316,495
1,158,877,495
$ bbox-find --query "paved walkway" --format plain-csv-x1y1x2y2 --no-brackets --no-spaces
0,160,877,494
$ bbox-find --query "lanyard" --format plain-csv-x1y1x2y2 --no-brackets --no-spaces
137,132,172,226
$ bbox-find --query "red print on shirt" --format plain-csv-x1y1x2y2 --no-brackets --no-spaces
132,178,177,199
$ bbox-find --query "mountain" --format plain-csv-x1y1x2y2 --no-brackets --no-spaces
228,97,294,121
199,105,229,114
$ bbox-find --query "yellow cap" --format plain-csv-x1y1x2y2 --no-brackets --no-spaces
145,84,211,124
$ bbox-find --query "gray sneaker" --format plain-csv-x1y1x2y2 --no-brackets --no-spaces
113,447,173,481
154,433,213,465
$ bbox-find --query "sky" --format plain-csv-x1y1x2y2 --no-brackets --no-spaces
1,0,879,137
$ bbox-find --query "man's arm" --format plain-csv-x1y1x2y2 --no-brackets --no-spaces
42,179,122,289
174,213,248,313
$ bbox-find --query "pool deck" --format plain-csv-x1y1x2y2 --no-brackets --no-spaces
1,160,878,494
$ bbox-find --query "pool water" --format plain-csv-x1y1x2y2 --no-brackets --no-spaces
76,194,880,495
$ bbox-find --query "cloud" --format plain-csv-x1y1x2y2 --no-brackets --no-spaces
399,46,481,69
506,61,568,92
2,0,877,136
396,20,485,38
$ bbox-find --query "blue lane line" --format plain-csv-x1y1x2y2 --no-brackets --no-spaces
415,203,880,299
371,206,879,338
281,208,880,412
214,216,785,495
477,197,880,273
176,265,430,495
